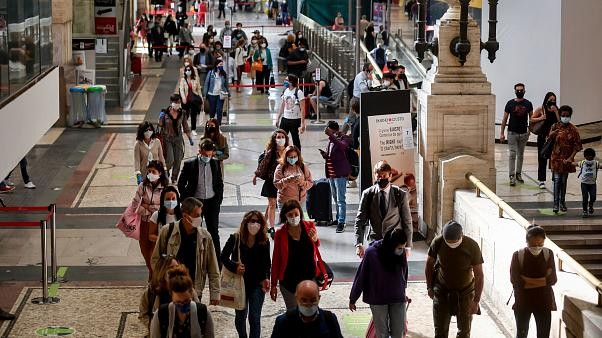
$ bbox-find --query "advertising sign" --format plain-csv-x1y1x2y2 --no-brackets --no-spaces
94,0,117,35
372,2,385,27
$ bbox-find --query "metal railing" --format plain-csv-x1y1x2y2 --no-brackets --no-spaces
466,173,602,307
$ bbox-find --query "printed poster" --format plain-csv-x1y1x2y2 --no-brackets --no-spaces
372,2,386,27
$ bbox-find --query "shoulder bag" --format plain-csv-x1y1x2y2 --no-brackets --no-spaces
116,191,142,240
314,241,334,290
220,234,246,310
540,135,555,159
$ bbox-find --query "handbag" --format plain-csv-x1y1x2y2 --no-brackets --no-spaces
529,120,545,135
219,90,229,100
315,244,334,290
220,234,247,310
243,59,251,73
540,136,555,159
116,194,142,240
253,59,263,72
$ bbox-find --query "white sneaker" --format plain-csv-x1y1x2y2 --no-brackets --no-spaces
24,181,36,189
347,180,357,188
539,182,546,189
192,131,198,136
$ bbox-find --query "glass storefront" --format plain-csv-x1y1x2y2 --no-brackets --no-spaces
0,0,53,101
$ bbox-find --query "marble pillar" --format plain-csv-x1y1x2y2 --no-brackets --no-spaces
418,2,496,240
52,0,74,127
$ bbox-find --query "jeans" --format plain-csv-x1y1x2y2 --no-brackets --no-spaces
199,195,222,259
582,183,597,211
514,310,551,338
552,172,569,209
206,94,224,125
279,117,301,150
235,285,265,338
507,131,529,176
370,302,407,338
164,137,185,182
3,158,30,184
329,177,348,224
536,134,549,182
433,289,475,338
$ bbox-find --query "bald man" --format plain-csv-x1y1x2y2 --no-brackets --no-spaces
271,280,343,338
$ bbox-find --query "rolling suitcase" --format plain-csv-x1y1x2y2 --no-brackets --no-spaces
276,13,283,26
131,54,142,75
306,178,332,226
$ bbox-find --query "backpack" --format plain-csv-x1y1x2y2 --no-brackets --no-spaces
158,302,207,337
517,247,551,268
345,146,359,180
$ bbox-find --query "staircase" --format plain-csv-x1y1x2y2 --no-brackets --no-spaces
95,36,121,107
537,217,602,279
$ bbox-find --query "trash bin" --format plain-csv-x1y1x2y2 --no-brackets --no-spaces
69,86,87,127
86,85,107,127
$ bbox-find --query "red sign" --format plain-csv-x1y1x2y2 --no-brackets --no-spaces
95,17,117,35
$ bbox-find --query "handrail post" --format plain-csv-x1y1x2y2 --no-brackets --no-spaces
32,220,48,304
498,206,503,218
475,186,481,197
49,204,57,283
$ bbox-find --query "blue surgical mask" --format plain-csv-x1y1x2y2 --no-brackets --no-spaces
199,155,211,164
283,80,289,89
286,156,298,165
164,200,178,210
175,301,191,314
561,116,571,124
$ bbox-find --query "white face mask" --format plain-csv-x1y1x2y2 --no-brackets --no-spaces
247,222,261,235
171,102,181,110
287,216,301,226
275,138,286,147
298,304,318,317
528,246,544,256
185,70,192,77
383,81,391,87
164,200,178,210
445,237,462,249
144,131,153,139
190,216,203,228
560,116,571,124
260,43,267,48
147,173,160,182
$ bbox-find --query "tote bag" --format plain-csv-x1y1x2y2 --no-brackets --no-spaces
116,197,142,240
220,234,246,310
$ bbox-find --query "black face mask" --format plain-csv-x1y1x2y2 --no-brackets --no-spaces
547,101,556,108
515,90,525,99
377,178,389,189
206,126,216,133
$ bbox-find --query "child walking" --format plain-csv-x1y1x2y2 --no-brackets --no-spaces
573,148,601,217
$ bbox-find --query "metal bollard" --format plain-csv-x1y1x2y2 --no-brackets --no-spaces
49,204,58,283
31,219,60,305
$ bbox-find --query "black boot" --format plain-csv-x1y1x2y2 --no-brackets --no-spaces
0,308,15,321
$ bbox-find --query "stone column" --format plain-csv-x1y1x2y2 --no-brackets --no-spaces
52,0,75,127
418,1,496,240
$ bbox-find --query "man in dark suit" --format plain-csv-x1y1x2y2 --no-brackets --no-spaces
354,160,413,258
178,138,224,257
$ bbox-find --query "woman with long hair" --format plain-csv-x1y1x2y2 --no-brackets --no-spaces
270,200,321,310
234,38,246,93
203,59,230,125
200,118,229,177
530,92,560,189
130,160,169,278
139,257,179,334
148,185,183,244
158,94,193,183
273,145,313,210
220,211,271,338
349,227,410,338
253,129,289,234
134,121,165,184
180,64,203,135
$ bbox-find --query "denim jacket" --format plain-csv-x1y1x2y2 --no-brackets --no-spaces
203,70,230,97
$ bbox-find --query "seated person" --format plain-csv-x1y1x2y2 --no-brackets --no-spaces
307,71,333,116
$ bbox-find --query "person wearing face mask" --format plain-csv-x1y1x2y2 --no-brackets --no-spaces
193,43,214,86
177,139,224,258
500,83,534,187
151,197,221,307
353,62,373,99
354,161,413,259
273,145,313,210
234,39,247,92
149,186,183,244
252,38,273,94
349,227,409,338
203,59,230,125
219,20,233,43
547,105,582,213
286,42,309,78
307,74,333,116
276,74,306,150
510,225,557,338
178,22,194,59
247,36,260,86
158,94,194,183
181,55,200,79
271,280,343,338
200,118,229,177
217,0,227,19
380,72,396,90
150,264,216,338
253,130,290,234
179,65,203,136
530,92,560,189
134,121,166,184
294,30,308,49
271,201,322,310
424,220,484,338
202,25,216,46
130,160,168,278
220,211,271,338
231,22,248,48
332,11,345,31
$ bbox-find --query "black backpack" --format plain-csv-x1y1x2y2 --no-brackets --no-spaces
157,302,207,337
345,146,360,180
347,79,354,98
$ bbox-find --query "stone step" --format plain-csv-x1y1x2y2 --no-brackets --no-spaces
548,233,602,247
580,263,602,278
564,249,602,261
96,77,119,86
96,69,119,78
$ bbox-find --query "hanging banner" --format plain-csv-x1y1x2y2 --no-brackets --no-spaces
95,0,117,35
372,2,386,27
